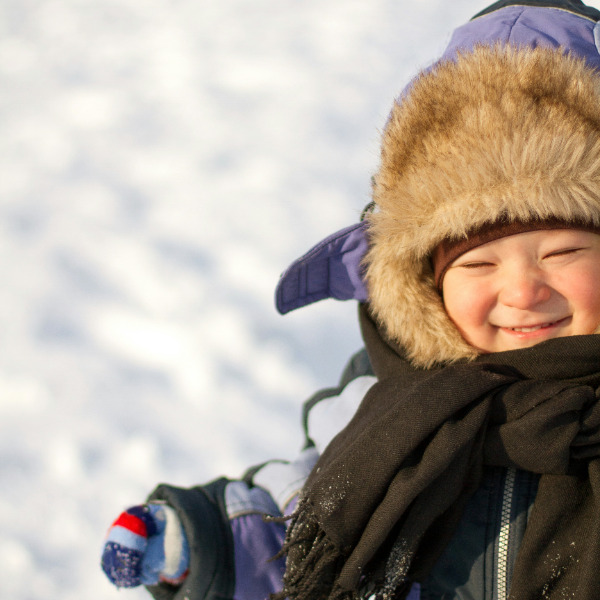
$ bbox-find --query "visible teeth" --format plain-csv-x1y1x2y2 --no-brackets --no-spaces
510,323,550,332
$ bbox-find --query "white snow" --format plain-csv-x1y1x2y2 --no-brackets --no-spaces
2,1,600,599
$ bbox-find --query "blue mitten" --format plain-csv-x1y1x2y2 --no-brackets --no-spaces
101,503,190,588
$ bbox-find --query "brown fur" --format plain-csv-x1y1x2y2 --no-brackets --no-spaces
365,45,600,367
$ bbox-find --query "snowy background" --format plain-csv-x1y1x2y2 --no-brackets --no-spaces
3,1,600,599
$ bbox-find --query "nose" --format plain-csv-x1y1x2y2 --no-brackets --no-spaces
498,267,552,309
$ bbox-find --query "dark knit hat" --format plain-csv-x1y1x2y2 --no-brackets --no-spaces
432,218,600,290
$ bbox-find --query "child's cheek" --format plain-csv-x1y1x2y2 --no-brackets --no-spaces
558,263,600,334
443,280,489,337
575,284,600,333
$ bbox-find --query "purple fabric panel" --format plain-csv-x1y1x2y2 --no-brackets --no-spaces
275,221,369,314
392,6,600,106
231,514,286,600
442,6,600,68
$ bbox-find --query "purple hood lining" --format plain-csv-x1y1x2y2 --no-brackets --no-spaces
276,222,369,314
275,2,600,315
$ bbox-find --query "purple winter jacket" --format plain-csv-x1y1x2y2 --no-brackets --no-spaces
144,3,600,600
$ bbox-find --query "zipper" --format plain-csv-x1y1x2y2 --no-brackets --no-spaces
496,467,516,600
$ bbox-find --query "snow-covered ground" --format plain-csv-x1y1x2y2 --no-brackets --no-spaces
3,2,600,599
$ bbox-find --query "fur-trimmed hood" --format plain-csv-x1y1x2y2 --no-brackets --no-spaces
367,43,600,367
276,1,600,367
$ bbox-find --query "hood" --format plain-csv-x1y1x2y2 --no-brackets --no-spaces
276,0,600,367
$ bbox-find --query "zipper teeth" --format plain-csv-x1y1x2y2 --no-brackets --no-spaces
497,467,516,600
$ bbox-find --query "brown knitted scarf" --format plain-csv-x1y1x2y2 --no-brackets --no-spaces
274,305,600,600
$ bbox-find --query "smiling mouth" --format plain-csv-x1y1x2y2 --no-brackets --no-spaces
504,318,568,333
509,323,553,332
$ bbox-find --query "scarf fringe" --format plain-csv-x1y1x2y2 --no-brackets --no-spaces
270,498,359,600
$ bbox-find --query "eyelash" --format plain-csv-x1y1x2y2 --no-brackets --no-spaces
460,262,493,269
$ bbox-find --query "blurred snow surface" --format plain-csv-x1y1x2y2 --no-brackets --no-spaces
3,1,598,599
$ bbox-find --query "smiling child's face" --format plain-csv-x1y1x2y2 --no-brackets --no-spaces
442,229,600,353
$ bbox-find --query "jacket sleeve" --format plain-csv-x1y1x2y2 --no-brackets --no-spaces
145,477,288,600
145,478,236,600
144,349,376,600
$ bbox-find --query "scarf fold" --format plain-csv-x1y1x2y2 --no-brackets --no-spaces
275,305,600,600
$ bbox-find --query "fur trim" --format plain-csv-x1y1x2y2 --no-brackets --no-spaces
365,45,600,367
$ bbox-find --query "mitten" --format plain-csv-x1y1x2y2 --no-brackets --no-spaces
101,503,190,588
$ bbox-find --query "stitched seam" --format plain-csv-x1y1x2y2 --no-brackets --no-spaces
472,4,598,24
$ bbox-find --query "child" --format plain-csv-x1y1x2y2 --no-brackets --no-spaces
101,1,600,599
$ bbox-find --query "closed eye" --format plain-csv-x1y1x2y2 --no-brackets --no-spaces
543,247,587,259
458,261,495,269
